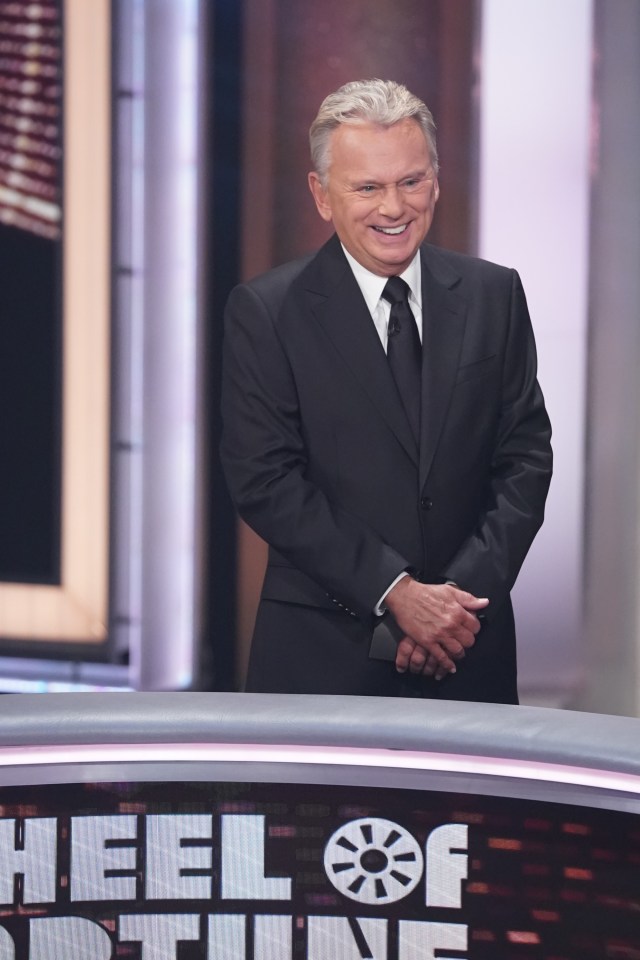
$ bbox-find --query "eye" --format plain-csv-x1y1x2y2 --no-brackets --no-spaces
401,177,422,190
358,184,378,194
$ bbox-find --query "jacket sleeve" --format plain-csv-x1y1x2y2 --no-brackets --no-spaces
220,281,410,618
440,269,553,616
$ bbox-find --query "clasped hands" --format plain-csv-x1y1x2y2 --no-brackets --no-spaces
384,576,489,681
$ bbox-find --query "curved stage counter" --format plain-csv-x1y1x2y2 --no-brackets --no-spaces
0,693,638,957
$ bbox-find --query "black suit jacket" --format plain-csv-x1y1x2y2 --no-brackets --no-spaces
221,235,552,700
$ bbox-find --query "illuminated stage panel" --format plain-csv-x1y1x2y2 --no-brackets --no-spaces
1,693,640,957
0,777,638,957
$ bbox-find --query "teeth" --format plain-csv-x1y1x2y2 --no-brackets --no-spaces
375,225,407,235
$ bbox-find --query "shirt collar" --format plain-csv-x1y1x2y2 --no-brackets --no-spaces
341,243,422,314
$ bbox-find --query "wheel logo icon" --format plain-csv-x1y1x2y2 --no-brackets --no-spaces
324,817,423,904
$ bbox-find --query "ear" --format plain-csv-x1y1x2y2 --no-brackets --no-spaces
308,172,333,222
433,178,440,202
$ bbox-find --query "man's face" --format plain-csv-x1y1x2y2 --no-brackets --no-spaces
308,118,439,277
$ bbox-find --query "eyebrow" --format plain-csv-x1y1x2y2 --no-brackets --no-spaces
351,169,432,187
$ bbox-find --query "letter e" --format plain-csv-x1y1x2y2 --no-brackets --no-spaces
146,814,213,900
71,815,137,901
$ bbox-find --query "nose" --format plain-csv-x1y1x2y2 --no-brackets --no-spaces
378,185,404,218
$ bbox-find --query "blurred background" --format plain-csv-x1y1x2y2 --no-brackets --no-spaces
0,0,638,715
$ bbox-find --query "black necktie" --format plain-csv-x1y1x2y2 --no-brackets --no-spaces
382,276,421,444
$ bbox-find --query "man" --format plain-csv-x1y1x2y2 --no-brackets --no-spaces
221,79,552,703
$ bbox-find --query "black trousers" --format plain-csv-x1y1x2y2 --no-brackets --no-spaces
245,599,518,704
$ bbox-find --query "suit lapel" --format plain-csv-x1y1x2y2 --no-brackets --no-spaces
303,236,418,464
419,246,467,487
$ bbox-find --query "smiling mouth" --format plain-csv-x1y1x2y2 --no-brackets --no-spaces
373,224,409,235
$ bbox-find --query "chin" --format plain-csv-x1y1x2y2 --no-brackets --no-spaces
377,250,414,270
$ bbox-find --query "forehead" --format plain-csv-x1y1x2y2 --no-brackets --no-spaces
328,119,431,179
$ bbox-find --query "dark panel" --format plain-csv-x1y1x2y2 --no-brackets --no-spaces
0,0,63,584
201,0,244,688
0,225,62,583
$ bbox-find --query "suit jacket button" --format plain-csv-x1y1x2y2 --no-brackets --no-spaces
420,496,433,510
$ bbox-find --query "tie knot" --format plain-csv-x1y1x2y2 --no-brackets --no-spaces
382,276,410,306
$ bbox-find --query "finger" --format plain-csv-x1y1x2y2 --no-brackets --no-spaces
431,602,482,647
453,607,484,639
433,654,456,678
436,633,471,658
398,638,457,675
407,629,460,670
434,653,452,679
454,590,490,612
399,641,456,678
395,637,414,673
421,654,438,677
408,645,429,674
420,652,451,680
439,622,478,652
424,643,457,674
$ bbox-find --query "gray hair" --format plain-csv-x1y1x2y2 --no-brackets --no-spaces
309,79,439,186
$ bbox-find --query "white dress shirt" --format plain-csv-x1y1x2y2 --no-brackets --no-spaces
341,244,423,348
